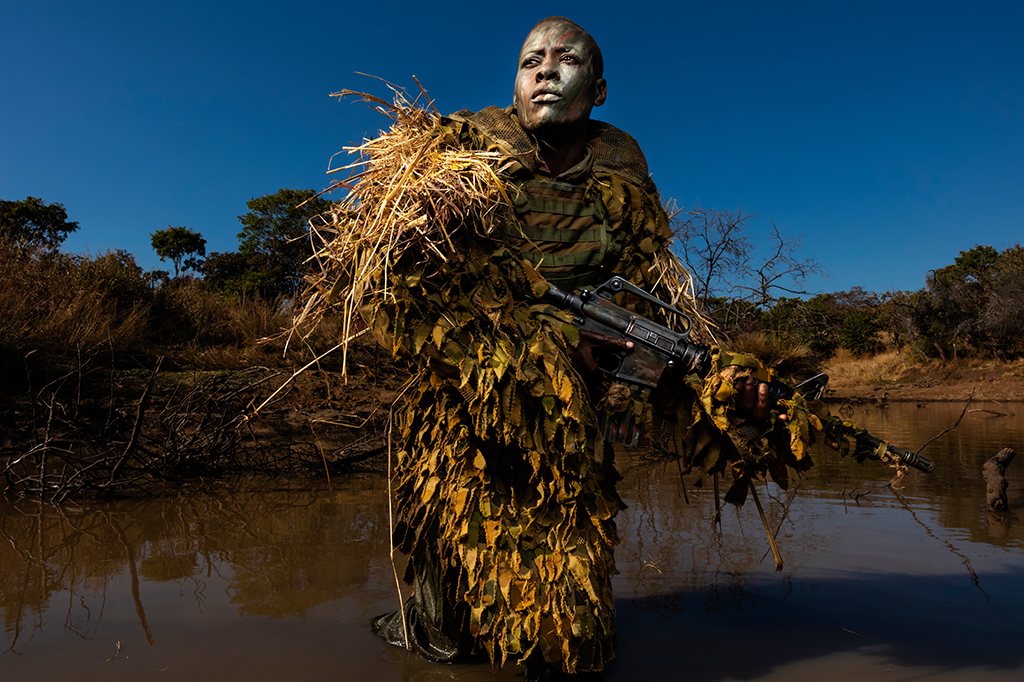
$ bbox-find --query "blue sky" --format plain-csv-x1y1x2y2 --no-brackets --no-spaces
3,0,1022,296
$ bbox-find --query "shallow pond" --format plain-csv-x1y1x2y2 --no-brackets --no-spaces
2,401,1022,681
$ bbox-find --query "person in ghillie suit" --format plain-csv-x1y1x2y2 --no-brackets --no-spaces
363,16,776,681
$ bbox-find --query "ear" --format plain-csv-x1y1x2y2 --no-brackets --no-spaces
593,78,607,107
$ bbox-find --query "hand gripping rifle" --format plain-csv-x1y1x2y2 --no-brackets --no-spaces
542,276,934,474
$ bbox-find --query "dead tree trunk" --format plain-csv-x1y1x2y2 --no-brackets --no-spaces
982,448,1015,512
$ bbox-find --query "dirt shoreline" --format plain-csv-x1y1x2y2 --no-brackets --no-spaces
824,359,1024,404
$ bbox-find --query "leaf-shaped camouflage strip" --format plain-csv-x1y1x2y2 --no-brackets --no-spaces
294,90,901,675
388,293,620,673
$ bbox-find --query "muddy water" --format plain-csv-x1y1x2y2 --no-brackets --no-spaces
2,402,1022,681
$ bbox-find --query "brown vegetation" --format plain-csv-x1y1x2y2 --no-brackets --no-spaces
823,348,1024,403
4,227,1023,500
0,238,402,498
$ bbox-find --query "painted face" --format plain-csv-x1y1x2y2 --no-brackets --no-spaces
513,22,607,132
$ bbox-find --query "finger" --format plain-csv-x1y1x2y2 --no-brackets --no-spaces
755,381,772,421
578,329,614,343
578,330,633,350
568,344,598,374
602,337,634,350
738,376,755,413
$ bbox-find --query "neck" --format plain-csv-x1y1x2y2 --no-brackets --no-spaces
533,120,589,177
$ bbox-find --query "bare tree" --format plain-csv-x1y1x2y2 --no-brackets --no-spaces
670,206,824,332
672,206,753,302
744,221,825,307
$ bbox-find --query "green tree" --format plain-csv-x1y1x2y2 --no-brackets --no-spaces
202,250,279,299
202,251,248,293
982,245,1024,353
757,287,883,361
151,226,207,278
231,188,332,299
0,196,80,249
892,244,1024,359
924,244,1000,358
758,294,844,360
839,309,883,357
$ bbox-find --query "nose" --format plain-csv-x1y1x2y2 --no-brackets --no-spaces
536,55,559,81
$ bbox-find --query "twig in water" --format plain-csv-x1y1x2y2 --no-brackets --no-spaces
383,381,415,651
990,400,1015,417
105,640,121,662
915,389,975,456
891,487,990,602
312,422,332,491
968,408,1009,417
759,480,803,564
750,480,783,571
642,553,664,574
674,456,690,505
712,472,721,528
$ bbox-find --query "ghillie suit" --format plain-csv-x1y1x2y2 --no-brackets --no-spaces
294,90,902,675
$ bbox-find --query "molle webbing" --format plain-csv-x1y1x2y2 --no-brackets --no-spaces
448,106,657,194
505,179,617,289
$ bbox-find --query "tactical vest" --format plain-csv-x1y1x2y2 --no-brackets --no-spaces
448,106,656,291
503,176,622,290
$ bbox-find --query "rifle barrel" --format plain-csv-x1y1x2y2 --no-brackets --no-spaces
855,431,936,474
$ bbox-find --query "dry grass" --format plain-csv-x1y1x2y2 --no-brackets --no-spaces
290,85,710,374
0,238,345,376
728,331,818,379
822,348,910,388
291,86,513,374
0,243,150,370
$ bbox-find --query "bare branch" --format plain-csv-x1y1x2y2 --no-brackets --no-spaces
670,207,825,335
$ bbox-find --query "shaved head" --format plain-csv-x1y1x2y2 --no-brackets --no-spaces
513,17,607,132
522,17,603,80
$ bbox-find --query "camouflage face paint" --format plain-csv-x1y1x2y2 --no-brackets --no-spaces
513,21,607,132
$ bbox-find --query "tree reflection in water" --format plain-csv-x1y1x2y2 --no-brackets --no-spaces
1,476,392,654
1,403,1022,681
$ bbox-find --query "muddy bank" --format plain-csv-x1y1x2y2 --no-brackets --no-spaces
0,360,402,497
5,347,1022,497
825,358,1024,404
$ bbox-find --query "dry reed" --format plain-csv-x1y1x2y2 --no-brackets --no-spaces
289,85,514,376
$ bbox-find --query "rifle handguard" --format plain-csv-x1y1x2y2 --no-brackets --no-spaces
542,277,935,474
544,278,712,380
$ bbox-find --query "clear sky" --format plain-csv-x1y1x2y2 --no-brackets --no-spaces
3,0,1022,296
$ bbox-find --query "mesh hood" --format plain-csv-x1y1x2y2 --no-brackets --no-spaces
449,106,657,194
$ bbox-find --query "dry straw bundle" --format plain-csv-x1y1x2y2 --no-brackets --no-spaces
290,83,514,375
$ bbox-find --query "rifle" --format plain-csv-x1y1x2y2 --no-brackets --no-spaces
542,276,935,474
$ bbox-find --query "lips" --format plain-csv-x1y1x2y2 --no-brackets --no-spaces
532,90,561,103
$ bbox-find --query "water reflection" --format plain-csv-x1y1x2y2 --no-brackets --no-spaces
2,403,1023,681
1,477,393,651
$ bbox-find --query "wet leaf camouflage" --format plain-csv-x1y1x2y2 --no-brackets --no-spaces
300,91,899,673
